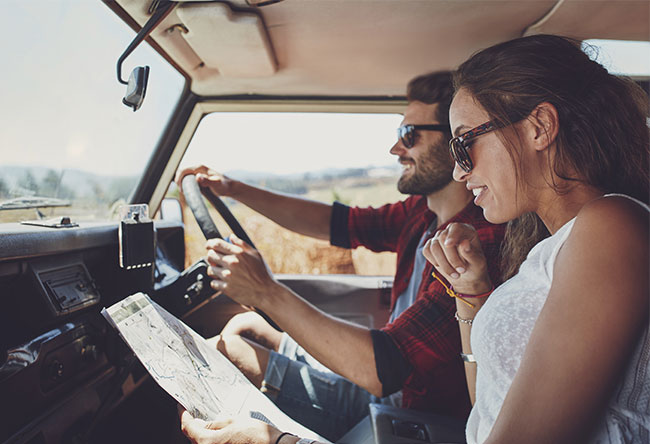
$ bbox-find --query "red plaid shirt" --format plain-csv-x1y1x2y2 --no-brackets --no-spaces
331,196,506,419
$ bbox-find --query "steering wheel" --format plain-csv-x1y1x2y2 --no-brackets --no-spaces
180,174,280,330
181,174,255,246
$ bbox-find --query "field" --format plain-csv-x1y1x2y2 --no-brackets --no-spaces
181,175,404,275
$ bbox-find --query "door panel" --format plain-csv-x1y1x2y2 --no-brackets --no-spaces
182,274,393,338
278,274,393,329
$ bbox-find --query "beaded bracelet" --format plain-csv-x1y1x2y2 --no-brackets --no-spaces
431,271,494,308
455,310,474,325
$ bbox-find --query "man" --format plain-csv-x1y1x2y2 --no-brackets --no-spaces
177,71,505,441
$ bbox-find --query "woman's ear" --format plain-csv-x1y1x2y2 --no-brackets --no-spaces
529,102,559,152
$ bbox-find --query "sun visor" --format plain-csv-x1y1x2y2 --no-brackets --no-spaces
176,3,277,78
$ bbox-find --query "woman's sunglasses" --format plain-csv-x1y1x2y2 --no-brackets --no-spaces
397,124,450,148
448,121,500,173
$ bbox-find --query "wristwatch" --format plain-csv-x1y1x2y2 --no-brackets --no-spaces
296,439,317,444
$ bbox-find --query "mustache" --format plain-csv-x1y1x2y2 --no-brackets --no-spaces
398,156,414,163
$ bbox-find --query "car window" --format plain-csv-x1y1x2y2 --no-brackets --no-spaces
0,0,185,224
583,39,650,77
172,111,405,275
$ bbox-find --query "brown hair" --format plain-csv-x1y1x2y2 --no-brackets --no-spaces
407,71,454,134
454,34,649,277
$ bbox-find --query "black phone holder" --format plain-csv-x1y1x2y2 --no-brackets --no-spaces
118,204,154,270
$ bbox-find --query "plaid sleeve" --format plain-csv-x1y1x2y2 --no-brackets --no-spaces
381,282,459,372
331,197,424,253
380,281,470,415
330,201,351,248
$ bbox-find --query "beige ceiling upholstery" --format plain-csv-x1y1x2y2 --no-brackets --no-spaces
114,0,650,97
525,0,650,41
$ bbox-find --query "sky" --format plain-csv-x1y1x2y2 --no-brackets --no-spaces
1,1,648,178
179,112,403,176
0,1,184,177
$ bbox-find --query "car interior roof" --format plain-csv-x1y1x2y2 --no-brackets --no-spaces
110,0,650,98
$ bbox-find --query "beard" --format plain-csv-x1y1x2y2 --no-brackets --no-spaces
397,142,455,195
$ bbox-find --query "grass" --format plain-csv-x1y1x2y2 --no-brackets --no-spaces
182,179,404,275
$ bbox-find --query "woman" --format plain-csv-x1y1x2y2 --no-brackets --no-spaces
424,34,649,443
181,35,649,444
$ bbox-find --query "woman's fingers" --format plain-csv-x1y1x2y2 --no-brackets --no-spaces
425,234,458,278
458,237,485,265
424,223,488,281
438,232,468,277
422,238,437,264
445,224,487,269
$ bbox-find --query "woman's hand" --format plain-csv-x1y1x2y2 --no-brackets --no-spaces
423,222,492,296
180,408,284,444
206,234,279,309
175,164,235,197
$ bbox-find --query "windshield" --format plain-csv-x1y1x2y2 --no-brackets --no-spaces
0,1,184,224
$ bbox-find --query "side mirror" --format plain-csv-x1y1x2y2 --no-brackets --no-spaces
160,198,183,223
122,66,150,112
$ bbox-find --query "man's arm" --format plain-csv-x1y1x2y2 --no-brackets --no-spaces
205,235,385,396
176,165,332,240
261,283,385,396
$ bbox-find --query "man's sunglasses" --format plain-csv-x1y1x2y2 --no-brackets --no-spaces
448,121,500,173
397,124,450,148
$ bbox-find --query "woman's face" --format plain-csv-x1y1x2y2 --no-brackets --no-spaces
449,88,527,224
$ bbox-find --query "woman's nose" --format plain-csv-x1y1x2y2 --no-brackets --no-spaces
452,162,469,182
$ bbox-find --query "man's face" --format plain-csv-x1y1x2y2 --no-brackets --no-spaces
390,101,455,195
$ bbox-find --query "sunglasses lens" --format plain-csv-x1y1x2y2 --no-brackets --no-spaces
449,139,472,172
398,126,414,148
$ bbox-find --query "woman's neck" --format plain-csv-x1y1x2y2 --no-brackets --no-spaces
535,184,604,234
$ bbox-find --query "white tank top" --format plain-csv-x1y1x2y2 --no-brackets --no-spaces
465,194,650,443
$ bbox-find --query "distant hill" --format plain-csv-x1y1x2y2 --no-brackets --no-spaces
225,165,400,195
0,166,137,202
0,164,399,200
226,164,399,182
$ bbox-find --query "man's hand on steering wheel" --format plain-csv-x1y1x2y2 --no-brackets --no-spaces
175,170,278,326
175,165,235,197
205,234,278,310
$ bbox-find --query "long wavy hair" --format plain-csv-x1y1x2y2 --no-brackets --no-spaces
454,34,650,278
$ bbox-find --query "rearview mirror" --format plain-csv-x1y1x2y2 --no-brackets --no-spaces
122,66,150,112
115,0,174,112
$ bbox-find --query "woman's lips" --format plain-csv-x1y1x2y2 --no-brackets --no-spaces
472,186,487,205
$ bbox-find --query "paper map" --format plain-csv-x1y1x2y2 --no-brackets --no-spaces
102,293,325,442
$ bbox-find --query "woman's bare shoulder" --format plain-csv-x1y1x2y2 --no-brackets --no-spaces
573,195,648,245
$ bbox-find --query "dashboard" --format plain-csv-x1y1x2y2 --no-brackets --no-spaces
0,220,213,443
